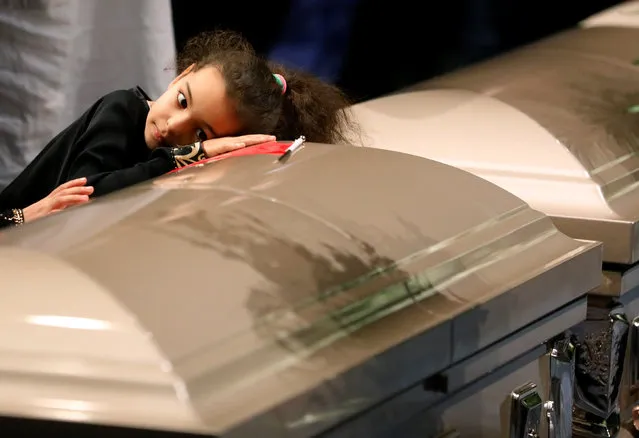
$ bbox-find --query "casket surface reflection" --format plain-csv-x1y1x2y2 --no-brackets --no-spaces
581,1,639,29
353,25,639,265
0,144,601,437
351,20,639,435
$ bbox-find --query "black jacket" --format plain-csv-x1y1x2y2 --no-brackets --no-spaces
0,87,177,210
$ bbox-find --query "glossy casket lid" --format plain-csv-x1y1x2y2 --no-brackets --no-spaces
354,26,639,264
0,144,602,436
581,1,639,29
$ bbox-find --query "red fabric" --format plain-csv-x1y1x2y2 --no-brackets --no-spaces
167,141,292,174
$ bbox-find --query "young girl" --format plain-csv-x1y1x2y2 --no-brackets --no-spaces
0,178,93,229
0,30,357,212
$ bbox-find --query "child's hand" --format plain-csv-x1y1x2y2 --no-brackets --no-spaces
202,134,276,157
22,177,94,222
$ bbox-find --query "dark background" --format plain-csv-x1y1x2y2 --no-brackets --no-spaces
171,0,623,102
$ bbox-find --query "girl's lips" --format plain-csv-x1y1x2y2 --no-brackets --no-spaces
152,123,167,146
153,124,163,141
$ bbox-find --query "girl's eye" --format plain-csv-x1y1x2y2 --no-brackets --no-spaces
196,129,208,142
177,92,187,109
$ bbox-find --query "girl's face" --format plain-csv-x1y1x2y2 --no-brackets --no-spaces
144,64,242,149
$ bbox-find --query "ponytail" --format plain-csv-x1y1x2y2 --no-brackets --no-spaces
269,63,360,145
175,30,360,145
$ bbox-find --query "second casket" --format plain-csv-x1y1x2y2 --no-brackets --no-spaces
0,145,601,437
581,0,639,29
352,19,639,436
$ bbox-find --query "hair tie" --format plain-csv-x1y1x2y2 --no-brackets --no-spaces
273,74,287,95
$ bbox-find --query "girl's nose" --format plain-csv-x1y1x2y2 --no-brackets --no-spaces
166,114,192,140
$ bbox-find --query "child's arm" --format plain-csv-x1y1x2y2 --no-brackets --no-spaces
77,137,267,196
64,91,179,196
64,91,273,197
0,178,92,229
72,146,206,197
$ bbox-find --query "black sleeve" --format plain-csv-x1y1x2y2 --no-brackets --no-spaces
79,143,208,197
65,91,176,197
0,208,24,230
78,151,177,197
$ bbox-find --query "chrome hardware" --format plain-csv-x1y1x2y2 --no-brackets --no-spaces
510,382,543,438
547,339,576,438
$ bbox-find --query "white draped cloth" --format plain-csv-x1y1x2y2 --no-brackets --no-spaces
0,0,176,189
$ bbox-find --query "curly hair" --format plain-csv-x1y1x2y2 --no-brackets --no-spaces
177,30,359,144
